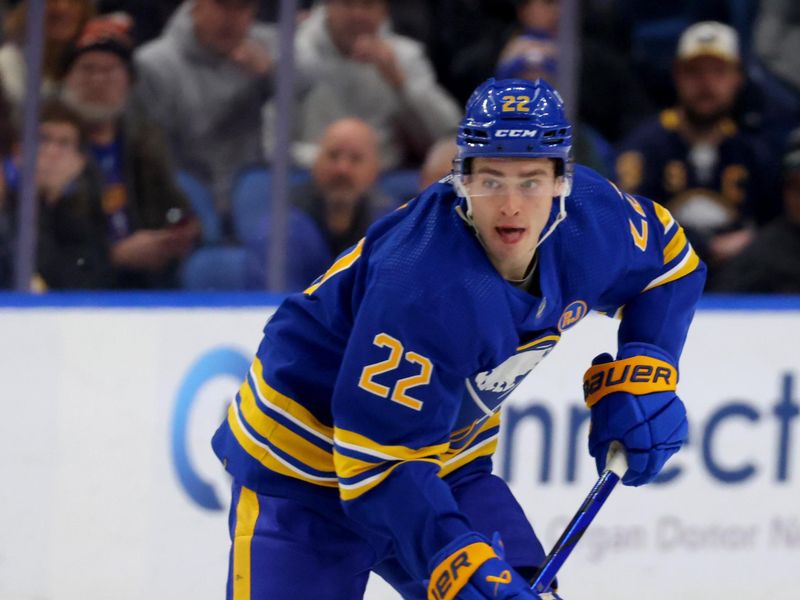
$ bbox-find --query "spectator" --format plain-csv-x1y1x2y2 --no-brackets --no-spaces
418,136,457,190
0,0,95,114
754,0,800,92
450,0,653,143
616,21,768,276
2,99,111,290
62,14,198,289
264,0,461,170
710,131,800,293
293,117,392,260
134,0,277,214
495,32,613,177
425,0,518,105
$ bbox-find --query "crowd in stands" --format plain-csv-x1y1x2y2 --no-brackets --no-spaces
0,0,799,293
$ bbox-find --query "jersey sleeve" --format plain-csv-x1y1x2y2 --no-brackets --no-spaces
329,277,480,580
597,185,707,363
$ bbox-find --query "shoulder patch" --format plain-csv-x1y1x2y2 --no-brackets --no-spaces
558,300,588,331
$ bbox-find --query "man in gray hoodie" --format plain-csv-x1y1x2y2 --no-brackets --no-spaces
263,0,461,171
134,0,277,215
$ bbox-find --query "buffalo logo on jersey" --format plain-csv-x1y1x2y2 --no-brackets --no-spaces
469,337,559,410
558,300,587,331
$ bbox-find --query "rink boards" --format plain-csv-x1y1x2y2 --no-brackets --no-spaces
0,294,797,599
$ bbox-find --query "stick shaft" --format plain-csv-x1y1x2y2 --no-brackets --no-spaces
530,469,621,594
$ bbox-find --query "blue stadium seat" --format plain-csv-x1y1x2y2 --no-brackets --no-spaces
230,165,311,245
175,171,222,244
244,204,332,292
378,169,420,206
180,246,249,291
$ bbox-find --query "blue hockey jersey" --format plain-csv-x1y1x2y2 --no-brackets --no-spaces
212,164,706,579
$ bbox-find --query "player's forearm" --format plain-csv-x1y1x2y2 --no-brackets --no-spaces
617,265,706,362
340,460,472,580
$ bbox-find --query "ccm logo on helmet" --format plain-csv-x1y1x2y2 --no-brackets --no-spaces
494,129,538,138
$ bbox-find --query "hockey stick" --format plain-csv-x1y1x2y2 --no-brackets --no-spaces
530,442,628,596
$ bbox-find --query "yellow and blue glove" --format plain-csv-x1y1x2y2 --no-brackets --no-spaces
428,532,542,600
584,342,688,486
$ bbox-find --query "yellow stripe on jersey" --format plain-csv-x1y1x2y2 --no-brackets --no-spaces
251,358,333,442
644,246,701,292
440,436,499,478
333,427,448,500
663,226,688,264
439,413,501,477
333,427,450,461
238,381,334,473
516,334,561,351
227,402,338,486
304,238,365,295
652,201,675,232
447,412,500,451
232,486,259,600
449,417,484,444
336,457,443,501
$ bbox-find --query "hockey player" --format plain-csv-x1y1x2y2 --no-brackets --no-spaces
212,77,706,599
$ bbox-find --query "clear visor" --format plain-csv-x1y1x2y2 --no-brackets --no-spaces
456,161,561,199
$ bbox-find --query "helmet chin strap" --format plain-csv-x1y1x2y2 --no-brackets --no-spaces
453,177,569,251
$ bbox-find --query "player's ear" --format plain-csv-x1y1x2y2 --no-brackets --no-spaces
554,175,566,197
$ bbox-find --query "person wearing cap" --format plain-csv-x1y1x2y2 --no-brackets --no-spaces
616,21,772,278
134,0,278,216
61,14,198,289
710,130,800,292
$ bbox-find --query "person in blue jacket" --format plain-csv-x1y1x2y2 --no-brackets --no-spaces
212,77,706,600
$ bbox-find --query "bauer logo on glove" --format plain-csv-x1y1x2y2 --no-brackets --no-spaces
583,354,677,407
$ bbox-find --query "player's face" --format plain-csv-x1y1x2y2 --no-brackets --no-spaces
674,56,742,125
466,157,563,280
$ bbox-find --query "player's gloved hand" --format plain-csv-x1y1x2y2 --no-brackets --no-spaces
584,343,688,486
428,532,540,600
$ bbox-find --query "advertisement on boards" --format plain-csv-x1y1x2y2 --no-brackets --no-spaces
0,298,797,599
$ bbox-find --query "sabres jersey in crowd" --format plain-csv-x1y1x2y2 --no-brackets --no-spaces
615,108,778,228
212,164,706,579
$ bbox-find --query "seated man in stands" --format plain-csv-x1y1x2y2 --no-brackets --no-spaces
616,21,772,277
62,14,197,288
293,117,392,260
264,0,461,170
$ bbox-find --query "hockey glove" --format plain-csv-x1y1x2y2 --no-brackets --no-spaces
428,532,540,600
584,343,688,486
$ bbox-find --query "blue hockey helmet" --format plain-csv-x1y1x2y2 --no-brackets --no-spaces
455,77,573,178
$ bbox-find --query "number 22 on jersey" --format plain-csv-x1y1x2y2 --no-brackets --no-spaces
358,333,433,411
